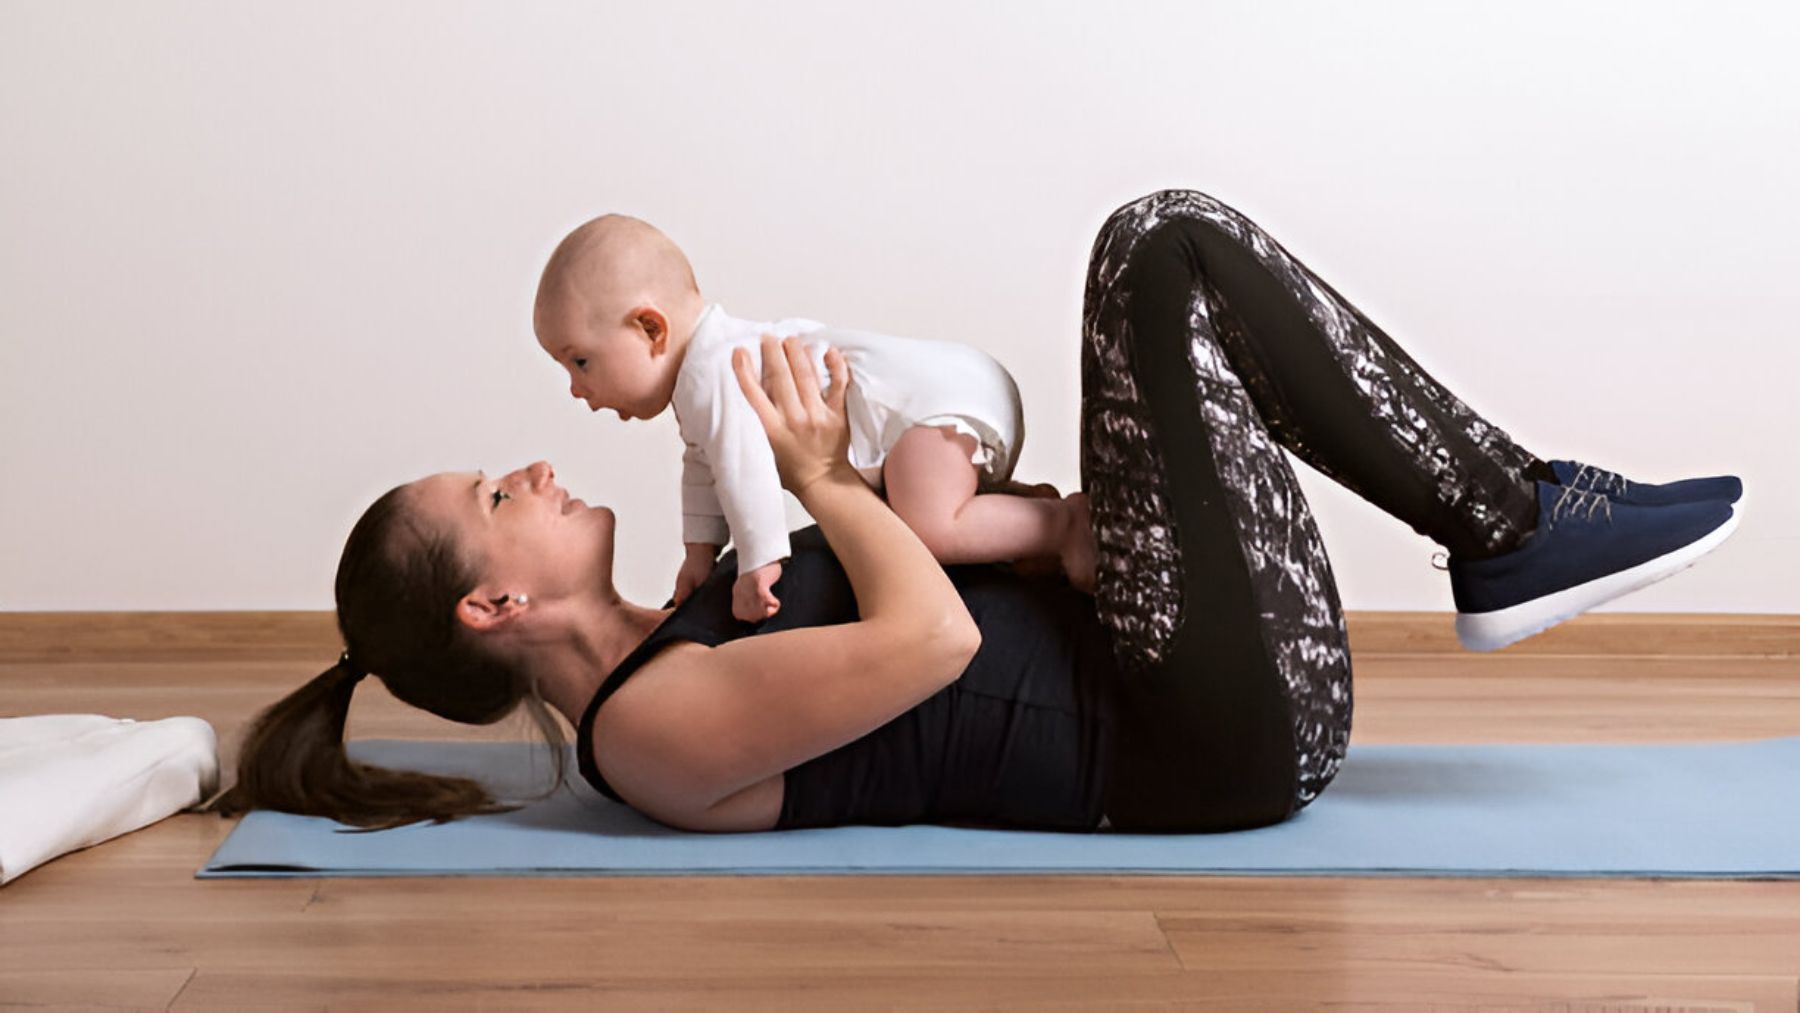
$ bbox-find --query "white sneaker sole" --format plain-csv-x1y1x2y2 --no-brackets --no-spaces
1455,507,1741,652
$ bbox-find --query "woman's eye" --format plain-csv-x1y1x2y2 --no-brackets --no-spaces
490,489,511,508
573,357,588,371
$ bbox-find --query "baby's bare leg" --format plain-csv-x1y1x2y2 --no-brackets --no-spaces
883,425,1072,566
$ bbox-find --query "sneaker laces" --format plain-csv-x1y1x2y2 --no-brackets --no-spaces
1430,480,1615,569
1548,484,1614,528
1570,462,1629,497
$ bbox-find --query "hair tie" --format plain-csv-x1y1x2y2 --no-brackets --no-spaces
338,650,369,684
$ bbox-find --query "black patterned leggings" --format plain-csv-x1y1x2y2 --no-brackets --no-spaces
1082,190,1548,833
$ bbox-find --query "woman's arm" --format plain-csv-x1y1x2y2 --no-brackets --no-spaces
599,336,981,822
746,337,975,641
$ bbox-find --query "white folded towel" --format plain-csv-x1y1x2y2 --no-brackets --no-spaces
0,714,220,885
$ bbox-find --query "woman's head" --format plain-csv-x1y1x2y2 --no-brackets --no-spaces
406,461,618,646
205,460,614,830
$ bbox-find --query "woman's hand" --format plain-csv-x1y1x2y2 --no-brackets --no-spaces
731,334,855,495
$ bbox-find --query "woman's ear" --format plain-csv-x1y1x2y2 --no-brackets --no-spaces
457,591,516,632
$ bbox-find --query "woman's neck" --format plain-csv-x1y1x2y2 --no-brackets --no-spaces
534,594,672,726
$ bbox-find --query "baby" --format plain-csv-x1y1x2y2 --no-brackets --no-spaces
533,214,1095,623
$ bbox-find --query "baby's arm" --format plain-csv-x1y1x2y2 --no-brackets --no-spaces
672,540,718,608
670,437,728,605
677,351,795,619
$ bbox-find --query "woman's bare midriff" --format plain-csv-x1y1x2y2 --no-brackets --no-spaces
589,640,787,832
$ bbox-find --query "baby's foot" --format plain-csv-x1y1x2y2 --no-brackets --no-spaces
1060,492,1096,594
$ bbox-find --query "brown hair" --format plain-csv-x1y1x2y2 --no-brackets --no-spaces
202,483,567,832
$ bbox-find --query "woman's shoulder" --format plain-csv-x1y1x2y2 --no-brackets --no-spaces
587,639,760,827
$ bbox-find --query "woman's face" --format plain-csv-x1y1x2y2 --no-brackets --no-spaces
408,460,618,606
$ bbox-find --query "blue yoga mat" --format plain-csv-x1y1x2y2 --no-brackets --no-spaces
197,736,1800,879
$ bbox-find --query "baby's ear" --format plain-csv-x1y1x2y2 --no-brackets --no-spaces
634,307,668,347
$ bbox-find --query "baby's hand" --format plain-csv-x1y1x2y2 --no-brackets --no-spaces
672,547,717,607
731,561,784,623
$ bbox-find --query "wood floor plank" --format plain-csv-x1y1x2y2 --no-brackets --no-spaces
291,874,1800,921
163,969,1800,1011
0,967,193,1008
0,611,338,663
0,909,1178,978
1344,611,1800,658
1158,917,1800,977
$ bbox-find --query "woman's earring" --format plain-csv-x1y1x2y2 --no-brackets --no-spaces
514,593,530,606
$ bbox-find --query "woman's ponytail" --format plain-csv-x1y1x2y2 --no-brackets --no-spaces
201,654,524,832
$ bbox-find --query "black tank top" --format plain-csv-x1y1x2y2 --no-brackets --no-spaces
575,525,1118,831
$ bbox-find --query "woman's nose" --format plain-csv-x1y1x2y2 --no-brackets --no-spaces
526,460,555,491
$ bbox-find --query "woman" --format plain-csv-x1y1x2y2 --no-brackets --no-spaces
207,190,1740,835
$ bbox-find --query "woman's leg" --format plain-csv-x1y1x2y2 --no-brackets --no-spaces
1083,189,1549,832
1093,191,1551,560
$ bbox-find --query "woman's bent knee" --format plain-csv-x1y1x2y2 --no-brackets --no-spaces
1091,190,1242,292
1102,189,1224,231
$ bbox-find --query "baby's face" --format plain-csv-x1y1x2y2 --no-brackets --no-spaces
536,302,672,422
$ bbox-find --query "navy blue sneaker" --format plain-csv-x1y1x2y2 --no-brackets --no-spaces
1450,481,1738,651
1549,459,1742,507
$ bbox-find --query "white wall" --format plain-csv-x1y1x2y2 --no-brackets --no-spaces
3,0,1795,613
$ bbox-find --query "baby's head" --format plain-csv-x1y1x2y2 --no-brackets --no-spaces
534,214,704,421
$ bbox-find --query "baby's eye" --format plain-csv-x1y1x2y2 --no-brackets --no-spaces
490,489,511,508
573,357,588,371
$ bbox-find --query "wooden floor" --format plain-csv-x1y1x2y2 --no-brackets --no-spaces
2,612,1798,1012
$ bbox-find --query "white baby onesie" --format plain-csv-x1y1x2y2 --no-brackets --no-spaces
673,302,1025,575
